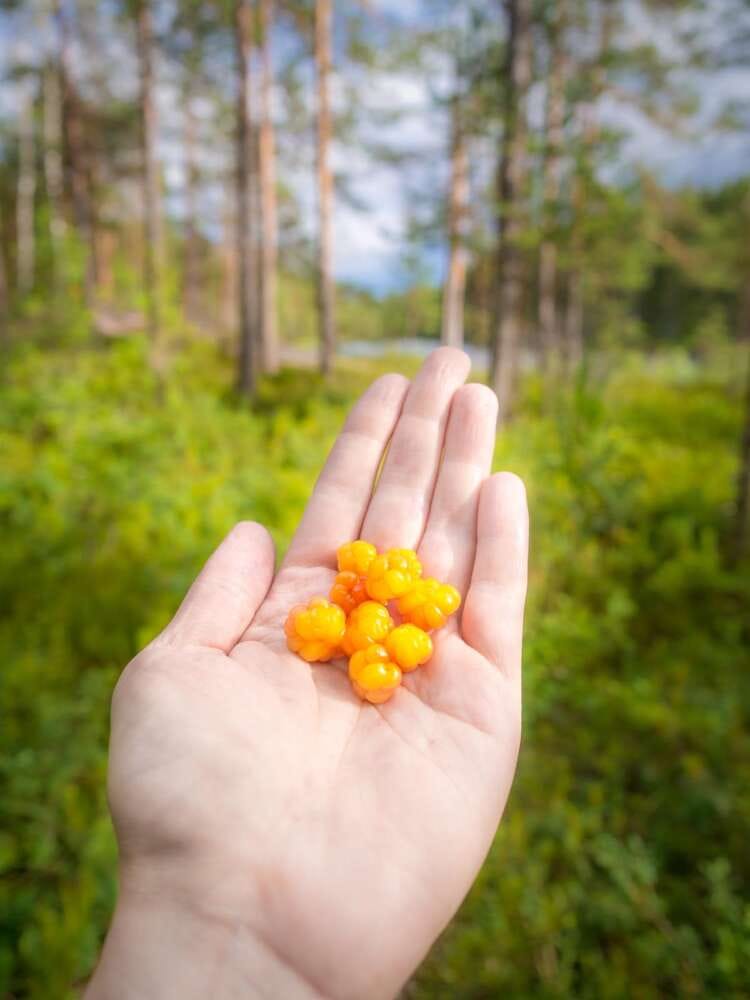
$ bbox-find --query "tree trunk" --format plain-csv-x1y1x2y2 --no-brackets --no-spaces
537,0,567,370
55,0,95,300
564,267,583,370
259,0,280,372
731,281,750,561
564,5,613,372
0,204,8,343
491,0,532,424
43,64,66,290
182,79,200,326
221,184,237,337
315,0,335,374
441,97,469,349
235,0,258,396
135,0,163,342
17,88,36,295
733,346,750,560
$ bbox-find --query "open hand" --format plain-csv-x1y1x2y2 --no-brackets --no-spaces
88,348,529,999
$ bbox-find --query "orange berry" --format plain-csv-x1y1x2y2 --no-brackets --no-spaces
337,540,377,575
330,570,369,615
366,548,422,603
342,600,393,656
349,644,402,703
396,578,461,631
284,596,346,662
385,623,433,672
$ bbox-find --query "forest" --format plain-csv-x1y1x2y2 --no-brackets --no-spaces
1,0,749,996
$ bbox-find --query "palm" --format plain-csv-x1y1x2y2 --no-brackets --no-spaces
109,349,528,998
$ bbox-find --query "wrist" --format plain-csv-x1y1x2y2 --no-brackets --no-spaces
86,869,327,1000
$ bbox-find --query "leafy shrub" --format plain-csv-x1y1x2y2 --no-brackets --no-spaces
0,339,747,997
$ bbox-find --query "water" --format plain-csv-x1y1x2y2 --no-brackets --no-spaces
340,337,491,370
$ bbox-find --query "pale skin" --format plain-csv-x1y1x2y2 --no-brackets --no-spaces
86,348,529,1000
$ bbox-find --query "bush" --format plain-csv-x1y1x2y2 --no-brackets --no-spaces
0,339,747,997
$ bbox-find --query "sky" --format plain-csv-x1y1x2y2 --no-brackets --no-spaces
2,0,750,295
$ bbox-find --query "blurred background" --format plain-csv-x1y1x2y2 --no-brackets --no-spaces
1,0,749,996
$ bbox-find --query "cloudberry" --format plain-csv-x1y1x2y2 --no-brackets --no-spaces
349,644,402,704
342,600,393,656
366,548,422,602
397,578,461,631
385,623,433,672
284,597,346,662
329,570,369,615
337,540,377,575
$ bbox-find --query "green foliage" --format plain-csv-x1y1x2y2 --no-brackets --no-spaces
0,339,748,997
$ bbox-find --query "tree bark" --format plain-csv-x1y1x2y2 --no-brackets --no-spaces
564,3,613,372
135,0,163,342
441,96,469,349
731,281,750,561
43,64,66,290
55,0,96,300
538,0,567,370
235,0,258,396
182,78,200,326
16,87,36,295
259,0,280,372
0,204,8,343
491,0,532,424
315,0,335,374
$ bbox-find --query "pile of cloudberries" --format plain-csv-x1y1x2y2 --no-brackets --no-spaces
284,540,461,703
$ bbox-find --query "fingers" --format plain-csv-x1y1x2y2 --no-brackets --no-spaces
157,521,275,652
461,473,529,676
360,347,471,550
418,383,498,595
282,373,409,568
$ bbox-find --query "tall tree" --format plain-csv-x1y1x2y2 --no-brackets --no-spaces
734,341,750,559
182,72,201,325
315,0,335,374
491,0,532,423
43,63,66,291
537,0,567,370
16,85,36,295
134,0,163,341
564,0,615,370
441,93,470,348
259,0,279,372
235,0,258,396
54,0,96,298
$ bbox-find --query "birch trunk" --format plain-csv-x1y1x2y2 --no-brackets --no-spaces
17,89,36,295
315,0,335,375
136,0,163,342
538,1,567,370
492,0,532,424
235,0,258,396
441,98,469,349
183,81,200,326
43,65,66,289
259,0,280,372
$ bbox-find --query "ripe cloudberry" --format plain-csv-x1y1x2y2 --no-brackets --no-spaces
337,540,377,575
284,597,346,662
366,548,422,602
329,570,369,615
397,578,461,631
349,644,402,703
385,623,433,672
342,600,393,656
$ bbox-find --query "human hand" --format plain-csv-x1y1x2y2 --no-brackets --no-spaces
87,348,529,999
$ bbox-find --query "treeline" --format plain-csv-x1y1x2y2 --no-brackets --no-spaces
0,1,749,421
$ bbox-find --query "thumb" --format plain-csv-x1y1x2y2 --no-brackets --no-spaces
157,521,275,653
